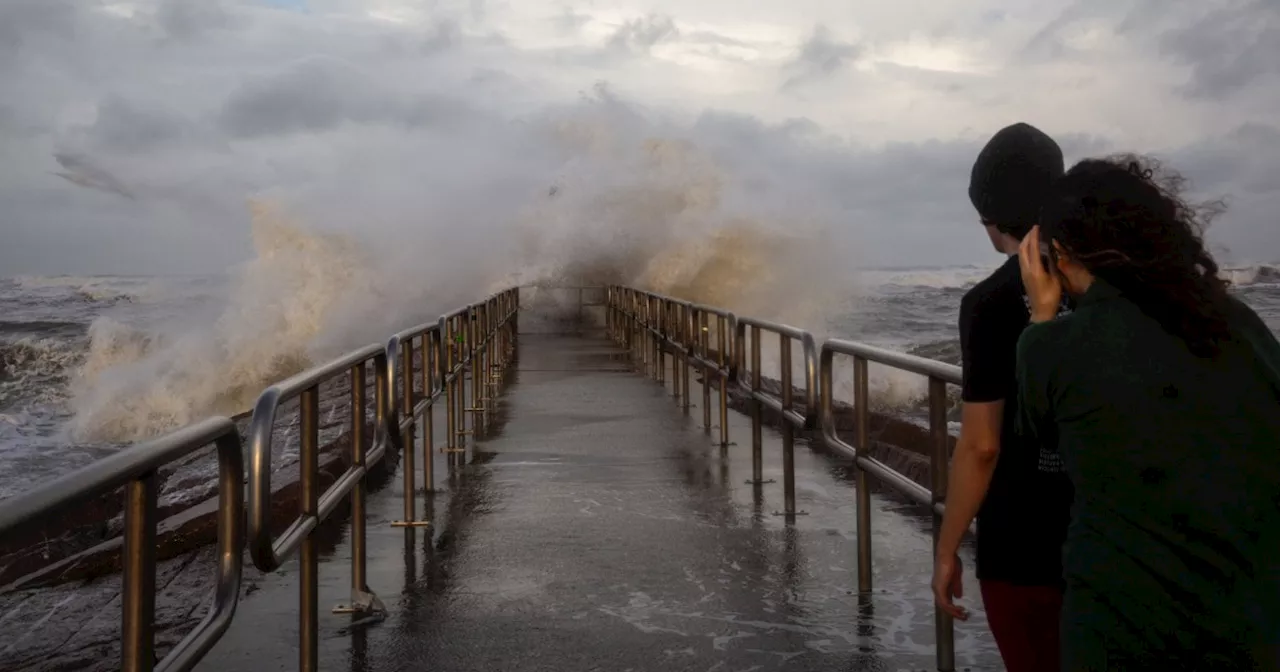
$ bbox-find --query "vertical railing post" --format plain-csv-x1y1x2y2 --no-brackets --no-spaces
299,386,320,672
399,339,417,523
700,310,711,431
681,304,691,412
655,298,665,385
469,305,482,435
453,314,464,454
336,359,386,614
121,472,158,672
486,301,497,412
633,293,642,367
670,302,681,401
718,315,730,448
641,298,650,377
512,286,520,335
443,316,456,457
781,334,796,515
855,356,873,594
929,376,955,671
483,302,492,425
749,324,765,485
422,333,434,492
427,330,437,486
349,363,369,597
483,301,491,413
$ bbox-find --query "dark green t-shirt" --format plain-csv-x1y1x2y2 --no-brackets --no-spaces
1017,279,1280,671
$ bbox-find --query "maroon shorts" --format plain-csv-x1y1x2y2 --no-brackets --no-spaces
980,579,1064,672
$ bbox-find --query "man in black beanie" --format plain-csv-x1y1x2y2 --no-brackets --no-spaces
931,123,1074,672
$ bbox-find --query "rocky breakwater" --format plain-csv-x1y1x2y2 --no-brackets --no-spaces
699,365,958,492
0,355,423,671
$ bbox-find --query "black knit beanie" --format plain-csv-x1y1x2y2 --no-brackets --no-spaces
968,122,1065,239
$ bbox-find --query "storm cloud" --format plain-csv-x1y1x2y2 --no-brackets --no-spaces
0,0,1277,276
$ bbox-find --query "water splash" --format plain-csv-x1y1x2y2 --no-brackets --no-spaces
68,202,381,441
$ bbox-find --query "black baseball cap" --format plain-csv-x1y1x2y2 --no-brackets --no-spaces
968,122,1064,239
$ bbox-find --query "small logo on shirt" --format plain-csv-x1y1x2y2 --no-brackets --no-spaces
1021,293,1073,321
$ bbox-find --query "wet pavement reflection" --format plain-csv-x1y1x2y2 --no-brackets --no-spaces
196,336,1001,672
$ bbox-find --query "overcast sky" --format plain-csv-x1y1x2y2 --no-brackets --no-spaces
1,0,1277,276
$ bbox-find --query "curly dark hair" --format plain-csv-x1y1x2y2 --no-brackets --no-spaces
1039,154,1233,357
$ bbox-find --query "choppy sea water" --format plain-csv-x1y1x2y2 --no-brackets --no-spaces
1,264,1277,500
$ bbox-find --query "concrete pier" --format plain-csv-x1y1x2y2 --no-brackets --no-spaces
184,334,1001,672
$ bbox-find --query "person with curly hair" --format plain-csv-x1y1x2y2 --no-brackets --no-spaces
1017,156,1280,671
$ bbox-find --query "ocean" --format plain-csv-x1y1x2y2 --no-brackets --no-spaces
1,264,1278,501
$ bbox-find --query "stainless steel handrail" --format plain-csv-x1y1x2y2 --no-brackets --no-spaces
688,301,736,448
1,281,976,672
614,289,817,515
608,288,964,672
246,287,519,672
0,417,244,672
386,288,519,528
385,321,438,529
245,342,390,672
247,343,389,570
0,286,520,672
731,315,817,515
605,287,737,448
820,338,960,672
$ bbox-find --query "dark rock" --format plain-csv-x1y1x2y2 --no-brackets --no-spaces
692,347,957,493
0,371,390,590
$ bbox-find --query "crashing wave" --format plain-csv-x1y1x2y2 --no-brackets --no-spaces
1223,264,1280,288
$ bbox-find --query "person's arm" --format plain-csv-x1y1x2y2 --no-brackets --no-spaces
933,290,1014,619
938,292,1011,557
936,402,1003,559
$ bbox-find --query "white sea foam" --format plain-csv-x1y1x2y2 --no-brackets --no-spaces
64,102,854,442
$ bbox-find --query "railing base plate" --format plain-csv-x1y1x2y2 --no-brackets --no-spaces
334,590,387,616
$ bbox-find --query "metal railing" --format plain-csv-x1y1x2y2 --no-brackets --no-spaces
608,286,964,672
0,418,245,672
246,288,518,672
1,281,971,671
734,316,818,516
606,287,736,447
385,289,519,530
519,285,606,335
0,288,520,672
246,342,391,672
608,287,819,517
819,339,962,671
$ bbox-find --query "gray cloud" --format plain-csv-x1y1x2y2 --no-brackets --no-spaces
0,0,79,55
216,55,477,137
1157,0,1280,98
52,152,136,200
783,25,862,90
156,0,244,41
607,14,680,54
78,96,202,152
0,0,1277,279
555,9,592,34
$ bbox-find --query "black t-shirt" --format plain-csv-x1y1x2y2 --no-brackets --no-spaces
959,256,1073,586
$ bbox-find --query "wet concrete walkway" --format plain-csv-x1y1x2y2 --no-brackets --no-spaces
196,335,1003,672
